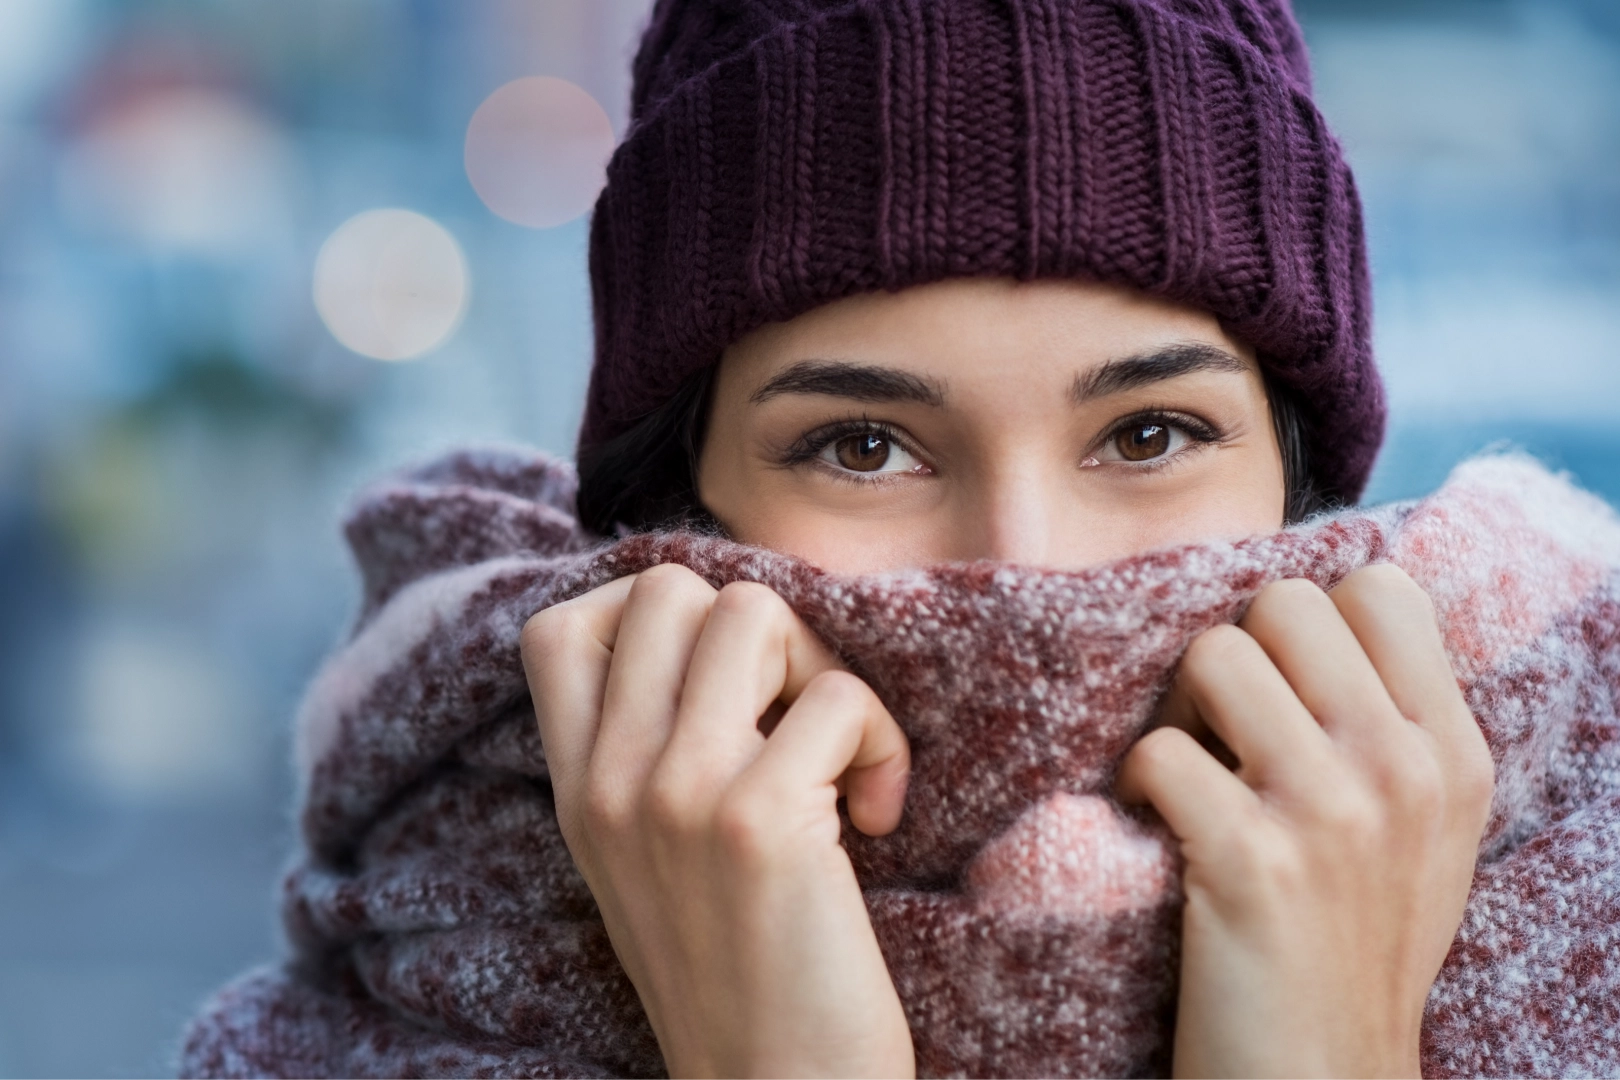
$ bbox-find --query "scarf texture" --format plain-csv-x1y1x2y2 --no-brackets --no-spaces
178,448,1620,1078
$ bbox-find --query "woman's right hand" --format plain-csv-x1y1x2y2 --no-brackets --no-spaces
520,563,916,1079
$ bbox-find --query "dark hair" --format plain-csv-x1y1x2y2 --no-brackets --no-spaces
1270,374,1332,524
577,364,1332,537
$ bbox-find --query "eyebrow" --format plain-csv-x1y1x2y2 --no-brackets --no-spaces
1069,343,1250,404
749,359,947,406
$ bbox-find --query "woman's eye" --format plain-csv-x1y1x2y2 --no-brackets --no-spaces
1116,422,1172,461
818,431,923,474
1095,419,1193,465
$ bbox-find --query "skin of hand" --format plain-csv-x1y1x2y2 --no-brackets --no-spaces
1116,563,1497,1078
520,562,916,1079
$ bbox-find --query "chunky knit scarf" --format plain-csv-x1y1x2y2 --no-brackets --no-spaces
179,449,1620,1079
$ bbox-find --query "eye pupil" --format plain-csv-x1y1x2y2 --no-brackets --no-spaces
835,433,891,472
1117,423,1170,461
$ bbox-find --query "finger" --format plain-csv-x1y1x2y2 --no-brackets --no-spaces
1172,623,1332,786
1330,566,1495,810
1116,725,1260,848
520,575,639,793
742,671,911,836
1240,578,1405,744
1328,564,1475,746
1156,681,1241,772
664,581,841,776
594,564,717,787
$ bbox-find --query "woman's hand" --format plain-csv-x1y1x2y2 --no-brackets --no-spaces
520,564,916,1078
1117,564,1495,1078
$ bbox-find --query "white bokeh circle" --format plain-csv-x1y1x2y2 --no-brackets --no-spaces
465,75,615,229
313,209,469,361
57,88,296,255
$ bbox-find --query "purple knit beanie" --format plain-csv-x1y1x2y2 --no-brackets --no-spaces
581,0,1384,504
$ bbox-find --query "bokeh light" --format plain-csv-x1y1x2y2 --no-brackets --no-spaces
75,620,255,802
56,87,295,256
312,208,469,361
464,75,615,228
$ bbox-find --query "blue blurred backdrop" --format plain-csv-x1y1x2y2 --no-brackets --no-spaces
0,1,1615,1075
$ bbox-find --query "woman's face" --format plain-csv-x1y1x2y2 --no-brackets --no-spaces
697,276,1286,575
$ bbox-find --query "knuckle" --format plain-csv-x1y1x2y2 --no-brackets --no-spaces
521,605,574,660
1392,751,1446,816
1343,562,1434,614
1217,818,1303,895
631,562,713,603
803,668,875,711
580,774,633,837
1181,623,1255,672
712,789,774,862
1243,577,1331,635
1312,787,1383,846
1254,576,1329,614
1344,561,1419,597
1119,727,1196,796
641,770,701,836
1132,724,1193,769
713,579,786,621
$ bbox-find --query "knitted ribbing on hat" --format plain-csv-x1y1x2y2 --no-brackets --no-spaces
581,0,1383,504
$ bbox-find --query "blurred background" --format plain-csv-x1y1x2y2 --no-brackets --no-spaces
0,0,1615,1074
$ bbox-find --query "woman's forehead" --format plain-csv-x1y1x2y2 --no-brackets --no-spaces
719,276,1259,399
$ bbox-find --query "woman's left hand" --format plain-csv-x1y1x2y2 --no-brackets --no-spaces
1117,564,1496,1078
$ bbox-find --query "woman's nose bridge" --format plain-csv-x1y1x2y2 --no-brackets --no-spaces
976,459,1057,564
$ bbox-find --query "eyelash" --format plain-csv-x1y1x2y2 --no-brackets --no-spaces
777,409,1227,483
776,416,922,483
1092,408,1226,473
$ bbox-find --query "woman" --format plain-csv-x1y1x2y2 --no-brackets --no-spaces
182,1,1620,1071
521,0,1493,1075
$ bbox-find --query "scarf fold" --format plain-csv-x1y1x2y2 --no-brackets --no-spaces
179,448,1620,1078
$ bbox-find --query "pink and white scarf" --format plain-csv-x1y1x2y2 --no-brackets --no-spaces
179,449,1620,1078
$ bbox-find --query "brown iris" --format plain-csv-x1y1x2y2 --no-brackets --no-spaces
1115,422,1170,462
834,433,892,472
